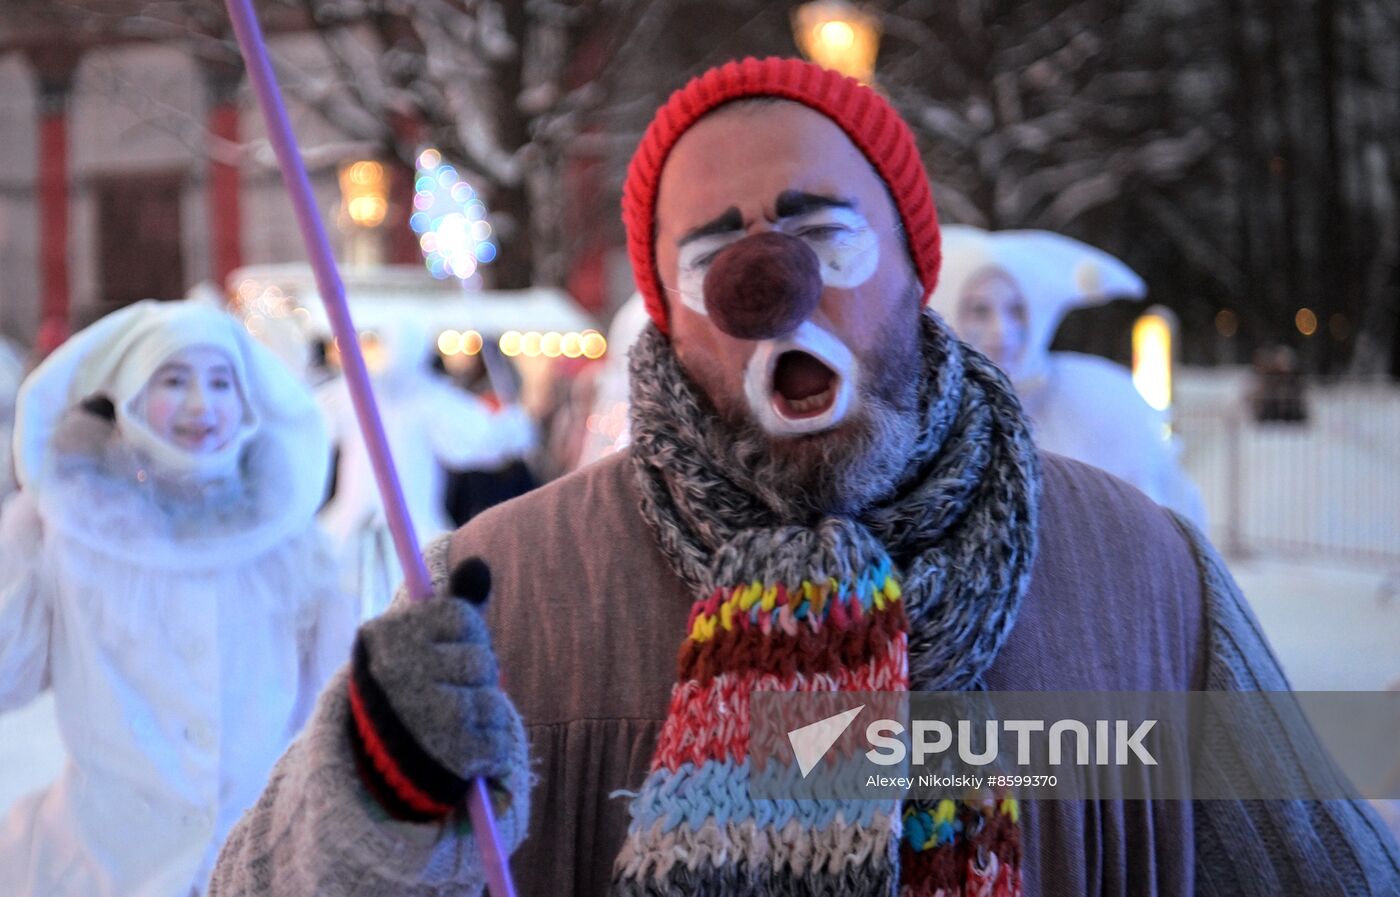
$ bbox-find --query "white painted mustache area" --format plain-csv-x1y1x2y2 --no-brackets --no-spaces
743,321,860,436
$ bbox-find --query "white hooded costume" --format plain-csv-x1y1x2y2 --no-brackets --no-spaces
0,337,23,499
0,300,356,897
929,225,1206,526
315,307,535,617
573,293,650,469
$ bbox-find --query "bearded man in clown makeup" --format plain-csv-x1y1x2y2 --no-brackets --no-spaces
211,58,1400,897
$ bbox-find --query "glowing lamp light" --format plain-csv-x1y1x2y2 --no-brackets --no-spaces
339,160,388,227
499,330,523,357
436,329,485,356
1295,307,1318,337
1132,307,1175,413
792,0,882,84
581,330,608,360
437,329,463,355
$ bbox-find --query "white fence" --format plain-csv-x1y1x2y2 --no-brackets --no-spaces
1175,376,1400,564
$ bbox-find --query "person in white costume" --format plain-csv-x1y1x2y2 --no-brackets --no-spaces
0,336,24,499
316,311,535,618
0,300,356,897
573,293,651,469
929,224,1206,526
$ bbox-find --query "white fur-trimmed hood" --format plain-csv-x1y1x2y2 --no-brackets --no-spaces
38,404,317,571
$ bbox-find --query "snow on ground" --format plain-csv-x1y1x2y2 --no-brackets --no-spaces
0,693,64,818
1228,555,1400,691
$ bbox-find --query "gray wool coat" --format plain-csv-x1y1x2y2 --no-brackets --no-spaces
210,450,1400,896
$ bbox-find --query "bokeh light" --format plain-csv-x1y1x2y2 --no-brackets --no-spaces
413,147,497,280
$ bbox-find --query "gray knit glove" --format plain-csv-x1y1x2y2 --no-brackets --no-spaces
347,558,517,821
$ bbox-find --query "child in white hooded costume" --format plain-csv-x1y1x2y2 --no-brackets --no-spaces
0,300,356,897
929,225,1207,527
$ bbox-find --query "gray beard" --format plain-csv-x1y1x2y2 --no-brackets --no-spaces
705,316,925,521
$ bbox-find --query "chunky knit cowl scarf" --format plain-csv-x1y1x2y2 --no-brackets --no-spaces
615,311,1041,896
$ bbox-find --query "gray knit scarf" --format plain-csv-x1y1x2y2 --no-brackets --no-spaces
628,310,1040,692
613,311,1040,895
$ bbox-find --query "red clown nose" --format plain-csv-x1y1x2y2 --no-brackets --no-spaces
701,232,823,341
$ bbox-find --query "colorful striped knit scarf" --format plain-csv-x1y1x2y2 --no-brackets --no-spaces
617,312,1040,896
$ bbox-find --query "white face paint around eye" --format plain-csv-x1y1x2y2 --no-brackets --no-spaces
673,206,880,319
778,206,879,289
676,233,742,316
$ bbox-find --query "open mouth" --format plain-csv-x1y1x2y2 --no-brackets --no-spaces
743,321,858,436
173,424,217,445
772,350,838,419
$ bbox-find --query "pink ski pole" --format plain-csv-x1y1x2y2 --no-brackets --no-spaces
221,2,517,894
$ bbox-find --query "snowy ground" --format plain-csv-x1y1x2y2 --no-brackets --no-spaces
1171,367,1400,691
1229,554,1400,692
0,694,63,816
3,366,1397,835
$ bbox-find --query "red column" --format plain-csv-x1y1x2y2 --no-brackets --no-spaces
203,58,244,289
27,46,81,354
386,110,426,266
563,30,608,314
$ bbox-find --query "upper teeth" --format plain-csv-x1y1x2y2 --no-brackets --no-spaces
786,387,833,414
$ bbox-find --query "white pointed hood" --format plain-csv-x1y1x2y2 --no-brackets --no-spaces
928,225,1147,381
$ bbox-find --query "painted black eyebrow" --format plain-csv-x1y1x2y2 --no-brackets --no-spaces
677,207,744,248
773,190,855,219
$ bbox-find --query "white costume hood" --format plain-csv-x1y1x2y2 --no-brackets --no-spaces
928,225,1146,381
13,300,330,569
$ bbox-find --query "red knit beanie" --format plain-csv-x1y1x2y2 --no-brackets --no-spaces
622,56,941,337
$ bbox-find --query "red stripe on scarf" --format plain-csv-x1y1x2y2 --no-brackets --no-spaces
652,632,907,771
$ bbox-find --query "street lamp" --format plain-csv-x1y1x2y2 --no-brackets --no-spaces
338,158,389,267
792,0,882,84
339,159,389,228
